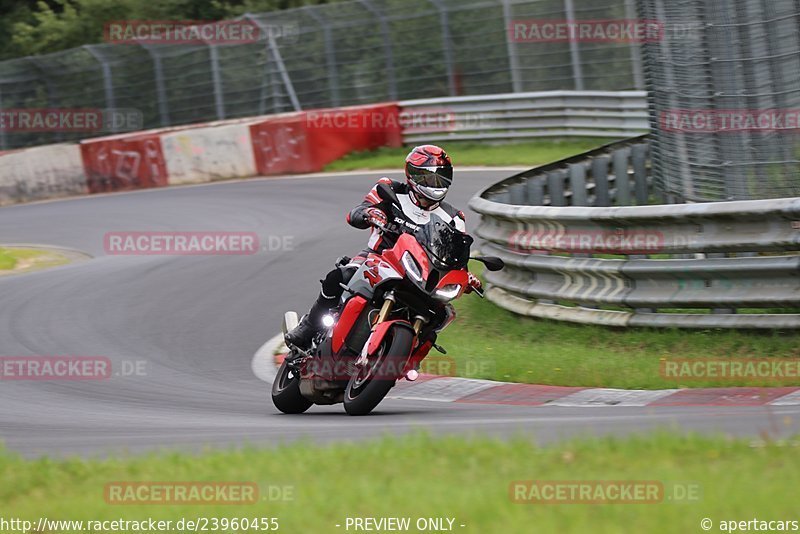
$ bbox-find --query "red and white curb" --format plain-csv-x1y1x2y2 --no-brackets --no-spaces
392,379,800,407
252,336,800,407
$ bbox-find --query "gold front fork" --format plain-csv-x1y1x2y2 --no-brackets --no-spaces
374,294,395,325
413,317,425,335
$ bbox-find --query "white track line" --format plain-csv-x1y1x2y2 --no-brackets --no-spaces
251,333,286,384
769,390,800,406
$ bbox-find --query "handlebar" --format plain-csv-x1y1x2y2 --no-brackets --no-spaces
374,220,401,235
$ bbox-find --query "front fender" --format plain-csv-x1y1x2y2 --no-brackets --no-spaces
365,319,415,356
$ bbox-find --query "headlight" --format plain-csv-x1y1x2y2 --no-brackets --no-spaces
434,284,462,301
401,251,423,282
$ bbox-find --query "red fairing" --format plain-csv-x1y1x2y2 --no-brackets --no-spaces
366,319,413,356
437,269,470,297
332,296,367,353
382,233,430,280
408,340,433,370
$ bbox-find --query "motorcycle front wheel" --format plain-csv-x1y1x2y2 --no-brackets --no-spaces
344,325,414,416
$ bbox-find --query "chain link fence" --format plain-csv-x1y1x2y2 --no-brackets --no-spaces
0,0,642,150
638,0,800,202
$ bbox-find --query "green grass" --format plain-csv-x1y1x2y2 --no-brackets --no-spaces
0,247,69,273
437,277,800,389
324,138,619,172
2,432,799,534
0,248,16,270
0,247,48,270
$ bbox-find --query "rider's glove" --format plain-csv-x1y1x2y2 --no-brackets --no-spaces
364,207,388,229
466,272,482,293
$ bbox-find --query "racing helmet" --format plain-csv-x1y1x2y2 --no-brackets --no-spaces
404,145,453,208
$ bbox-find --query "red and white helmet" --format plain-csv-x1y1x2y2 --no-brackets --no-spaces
404,145,453,208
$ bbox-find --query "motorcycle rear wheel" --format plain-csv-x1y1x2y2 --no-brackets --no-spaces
272,356,313,414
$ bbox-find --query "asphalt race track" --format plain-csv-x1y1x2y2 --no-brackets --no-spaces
1,170,798,457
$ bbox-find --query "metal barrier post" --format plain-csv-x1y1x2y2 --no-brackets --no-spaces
243,14,302,112
357,0,398,100
501,0,523,92
141,45,170,127
267,31,302,112
624,0,645,90
83,45,116,115
563,0,585,90
305,7,341,107
29,57,65,140
612,147,632,205
429,0,457,97
0,85,7,150
207,43,226,120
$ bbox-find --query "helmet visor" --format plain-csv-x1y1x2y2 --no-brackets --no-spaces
408,165,453,189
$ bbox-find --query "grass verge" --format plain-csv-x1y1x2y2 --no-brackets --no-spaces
436,266,800,389
2,432,798,533
0,246,70,274
323,138,618,172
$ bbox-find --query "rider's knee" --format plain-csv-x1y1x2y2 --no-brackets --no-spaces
320,267,344,298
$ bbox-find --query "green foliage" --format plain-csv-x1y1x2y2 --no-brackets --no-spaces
0,0,341,59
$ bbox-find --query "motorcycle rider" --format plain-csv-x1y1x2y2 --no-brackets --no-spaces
284,144,481,349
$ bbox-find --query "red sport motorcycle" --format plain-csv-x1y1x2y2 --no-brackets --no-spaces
272,185,504,415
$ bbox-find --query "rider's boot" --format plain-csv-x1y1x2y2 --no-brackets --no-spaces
284,293,338,349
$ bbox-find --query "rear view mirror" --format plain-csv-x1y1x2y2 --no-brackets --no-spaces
473,256,505,271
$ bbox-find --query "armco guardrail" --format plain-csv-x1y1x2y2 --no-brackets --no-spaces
469,137,800,329
400,91,649,144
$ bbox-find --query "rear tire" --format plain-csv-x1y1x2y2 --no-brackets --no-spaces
344,326,414,416
271,357,313,414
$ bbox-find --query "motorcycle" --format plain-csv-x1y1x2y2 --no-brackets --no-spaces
272,184,504,415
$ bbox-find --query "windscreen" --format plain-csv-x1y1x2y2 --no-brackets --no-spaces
414,215,473,269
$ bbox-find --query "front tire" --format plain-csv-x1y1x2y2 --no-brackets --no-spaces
344,325,414,416
271,357,313,414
